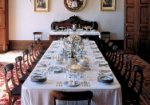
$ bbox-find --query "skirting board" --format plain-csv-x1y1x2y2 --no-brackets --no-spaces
9,40,51,50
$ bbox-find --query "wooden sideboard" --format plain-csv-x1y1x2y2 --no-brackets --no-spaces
49,16,100,45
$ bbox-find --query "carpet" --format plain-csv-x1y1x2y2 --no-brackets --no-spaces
0,50,22,105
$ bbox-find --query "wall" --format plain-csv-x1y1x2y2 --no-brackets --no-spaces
9,0,124,40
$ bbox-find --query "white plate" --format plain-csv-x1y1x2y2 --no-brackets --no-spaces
99,61,108,66
51,66,63,73
98,74,113,83
31,75,47,82
44,55,51,59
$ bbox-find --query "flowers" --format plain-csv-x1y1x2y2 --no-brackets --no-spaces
67,34,81,44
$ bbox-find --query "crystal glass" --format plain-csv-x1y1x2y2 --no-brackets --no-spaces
66,70,80,86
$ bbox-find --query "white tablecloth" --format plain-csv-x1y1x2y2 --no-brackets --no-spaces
21,40,122,105
49,29,101,38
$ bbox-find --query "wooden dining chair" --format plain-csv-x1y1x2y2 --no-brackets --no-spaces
122,65,144,105
28,43,37,64
15,56,28,83
100,39,110,55
33,32,43,41
34,40,44,58
112,50,124,78
105,41,113,60
22,49,33,73
101,31,110,40
119,55,132,87
50,91,93,105
108,45,118,65
3,63,21,105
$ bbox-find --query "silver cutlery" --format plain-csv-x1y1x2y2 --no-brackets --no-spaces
81,81,90,87
56,82,63,87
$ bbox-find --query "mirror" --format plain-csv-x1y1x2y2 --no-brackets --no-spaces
64,0,87,12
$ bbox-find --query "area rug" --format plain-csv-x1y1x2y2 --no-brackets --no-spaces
0,50,22,105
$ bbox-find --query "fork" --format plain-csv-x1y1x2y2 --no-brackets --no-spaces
56,82,63,87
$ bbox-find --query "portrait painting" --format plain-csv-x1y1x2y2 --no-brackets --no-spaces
34,0,49,12
101,0,116,11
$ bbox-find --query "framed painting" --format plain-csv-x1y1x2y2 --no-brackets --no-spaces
64,0,87,12
34,0,49,12
101,0,116,11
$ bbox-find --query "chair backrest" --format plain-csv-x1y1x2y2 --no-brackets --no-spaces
105,42,113,59
15,56,24,82
4,64,16,92
110,45,118,62
3,63,15,105
130,65,144,95
28,43,36,62
23,49,31,69
101,31,110,40
33,32,43,41
116,50,124,72
4,63,21,105
50,91,93,105
100,39,109,55
123,56,132,83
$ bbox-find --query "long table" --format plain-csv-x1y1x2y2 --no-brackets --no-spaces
21,40,122,105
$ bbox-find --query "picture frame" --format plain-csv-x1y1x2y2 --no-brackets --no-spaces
101,0,116,11
34,0,49,12
64,0,87,12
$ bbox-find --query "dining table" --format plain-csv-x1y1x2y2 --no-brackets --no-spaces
21,39,122,105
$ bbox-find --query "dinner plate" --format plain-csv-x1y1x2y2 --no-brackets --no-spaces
51,66,63,73
44,55,51,59
64,81,80,87
98,74,113,83
99,61,108,66
38,62,47,67
31,75,47,83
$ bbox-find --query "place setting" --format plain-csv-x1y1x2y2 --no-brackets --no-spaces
97,69,114,84
90,46,98,49
89,42,95,45
95,56,103,59
31,74,47,83
43,54,52,59
48,66,64,73
37,61,49,68
64,80,80,87
31,69,47,83
99,60,108,66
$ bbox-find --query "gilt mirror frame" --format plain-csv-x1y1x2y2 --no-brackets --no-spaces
64,0,87,12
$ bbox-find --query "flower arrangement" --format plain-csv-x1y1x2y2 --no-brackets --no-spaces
67,34,81,44
63,34,83,58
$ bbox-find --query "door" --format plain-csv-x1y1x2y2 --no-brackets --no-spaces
137,0,150,60
124,0,137,53
124,0,150,54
